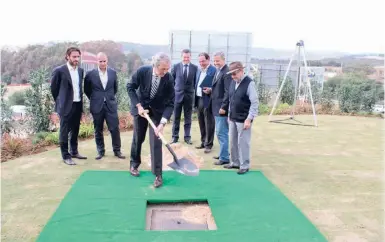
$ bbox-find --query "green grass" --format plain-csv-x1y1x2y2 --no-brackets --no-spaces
1,115,383,242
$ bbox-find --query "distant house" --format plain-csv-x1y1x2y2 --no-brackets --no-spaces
80,51,98,72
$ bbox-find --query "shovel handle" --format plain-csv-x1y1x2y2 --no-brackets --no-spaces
143,112,168,145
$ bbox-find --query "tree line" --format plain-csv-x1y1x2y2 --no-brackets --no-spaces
1,40,144,84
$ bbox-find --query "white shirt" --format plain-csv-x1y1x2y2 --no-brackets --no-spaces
196,66,208,97
67,62,81,102
98,67,108,90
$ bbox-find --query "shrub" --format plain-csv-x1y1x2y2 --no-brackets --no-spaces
25,67,53,133
32,131,50,145
44,132,59,145
0,83,13,134
78,123,94,139
1,134,27,161
8,90,27,106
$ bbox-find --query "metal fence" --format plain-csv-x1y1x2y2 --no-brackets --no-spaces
253,63,325,90
169,30,253,74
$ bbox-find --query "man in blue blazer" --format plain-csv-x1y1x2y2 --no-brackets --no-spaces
194,52,216,153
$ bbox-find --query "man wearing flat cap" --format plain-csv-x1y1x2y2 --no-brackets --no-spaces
224,61,259,174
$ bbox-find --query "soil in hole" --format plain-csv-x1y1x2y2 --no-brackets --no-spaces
146,201,217,231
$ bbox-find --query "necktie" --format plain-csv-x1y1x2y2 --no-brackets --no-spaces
150,76,159,99
183,64,188,80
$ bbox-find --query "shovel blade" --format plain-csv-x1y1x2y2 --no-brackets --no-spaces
167,158,199,176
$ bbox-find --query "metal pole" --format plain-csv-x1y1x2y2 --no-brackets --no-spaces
301,46,318,127
291,44,301,118
268,50,296,121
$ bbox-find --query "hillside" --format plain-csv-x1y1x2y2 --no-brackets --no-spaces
118,41,349,60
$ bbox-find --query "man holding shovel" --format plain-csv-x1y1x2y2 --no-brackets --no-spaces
127,52,175,188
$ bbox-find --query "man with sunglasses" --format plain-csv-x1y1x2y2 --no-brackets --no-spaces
224,61,259,174
84,52,125,160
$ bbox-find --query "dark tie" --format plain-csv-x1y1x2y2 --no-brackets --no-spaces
150,75,159,99
183,64,188,80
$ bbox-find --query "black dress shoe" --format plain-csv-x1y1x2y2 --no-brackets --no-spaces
237,168,249,175
223,164,240,169
154,175,163,188
95,154,104,160
130,167,140,177
185,140,193,145
170,139,178,144
71,153,87,159
213,156,219,160
114,152,126,159
63,158,76,165
204,148,212,153
196,144,204,149
214,160,230,165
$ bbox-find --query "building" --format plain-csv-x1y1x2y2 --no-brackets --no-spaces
80,51,98,72
323,66,343,81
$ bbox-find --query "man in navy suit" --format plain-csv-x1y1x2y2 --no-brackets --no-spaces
127,52,175,188
194,52,216,153
170,49,198,145
50,47,87,165
84,52,125,160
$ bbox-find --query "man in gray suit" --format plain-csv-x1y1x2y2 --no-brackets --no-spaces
170,49,198,145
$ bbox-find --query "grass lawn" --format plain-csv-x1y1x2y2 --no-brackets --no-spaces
1,115,383,242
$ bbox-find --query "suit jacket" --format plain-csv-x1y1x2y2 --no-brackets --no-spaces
50,64,84,116
84,67,118,114
209,64,232,117
171,62,198,103
195,64,216,109
127,65,175,120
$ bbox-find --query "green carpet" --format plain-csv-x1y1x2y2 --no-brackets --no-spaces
37,170,327,242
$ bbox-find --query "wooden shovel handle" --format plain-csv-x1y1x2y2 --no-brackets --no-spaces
143,112,168,145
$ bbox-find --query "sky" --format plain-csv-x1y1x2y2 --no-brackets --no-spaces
1,0,384,54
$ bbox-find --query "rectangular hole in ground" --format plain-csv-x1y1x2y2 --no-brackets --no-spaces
145,200,217,231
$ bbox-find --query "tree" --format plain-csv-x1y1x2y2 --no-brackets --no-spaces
25,67,53,133
0,83,13,134
278,76,295,105
116,72,130,112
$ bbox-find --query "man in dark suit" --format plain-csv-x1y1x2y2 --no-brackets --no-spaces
203,51,231,165
127,52,175,188
84,52,125,160
194,52,216,153
50,47,87,165
170,49,198,145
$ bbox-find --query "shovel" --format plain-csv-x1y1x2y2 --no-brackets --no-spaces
143,112,199,176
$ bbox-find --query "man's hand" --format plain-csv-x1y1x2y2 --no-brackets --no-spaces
137,104,148,118
203,87,212,94
154,123,164,137
244,119,251,130
219,108,226,115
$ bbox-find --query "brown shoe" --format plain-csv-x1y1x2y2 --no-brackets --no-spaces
130,167,140,177
154,175,163,188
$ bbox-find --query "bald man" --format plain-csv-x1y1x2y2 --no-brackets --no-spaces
84,52,125,160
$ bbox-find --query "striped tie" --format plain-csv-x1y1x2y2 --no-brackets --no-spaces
150,76,159,99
